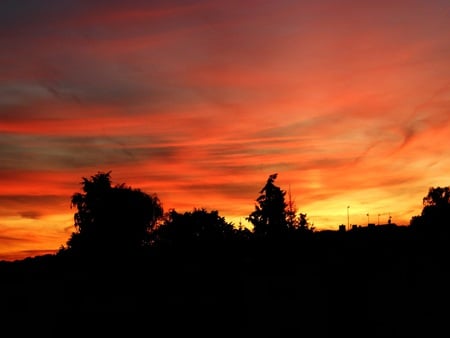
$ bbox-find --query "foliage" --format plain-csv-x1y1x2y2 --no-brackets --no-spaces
286,187,314,233
298,212,314,232
285,187,298,229
422,186,450,208
65,171,163,255
151,208,235,247
410,186,450,234
247,173,289,237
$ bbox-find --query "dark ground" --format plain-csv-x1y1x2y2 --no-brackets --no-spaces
1,229,449,337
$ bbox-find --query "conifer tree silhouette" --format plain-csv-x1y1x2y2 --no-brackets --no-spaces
247,173,289,237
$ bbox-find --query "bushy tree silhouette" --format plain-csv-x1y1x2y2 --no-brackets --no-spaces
151,208,235,248
64,171,163,256
410,186,450,235
247,173,289,237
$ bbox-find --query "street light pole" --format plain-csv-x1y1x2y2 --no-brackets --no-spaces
347,206,350,230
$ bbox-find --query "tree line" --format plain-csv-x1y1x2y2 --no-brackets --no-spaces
58,170,450,258
2,170,449,335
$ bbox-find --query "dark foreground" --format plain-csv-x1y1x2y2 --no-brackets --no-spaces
1,229,449,337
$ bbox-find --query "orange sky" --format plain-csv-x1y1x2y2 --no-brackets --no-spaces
1,0,449,261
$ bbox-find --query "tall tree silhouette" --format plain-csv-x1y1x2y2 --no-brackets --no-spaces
247,173,288,237
65,171,163,256
410,186,450,234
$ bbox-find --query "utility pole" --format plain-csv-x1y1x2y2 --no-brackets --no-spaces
367,213,370,225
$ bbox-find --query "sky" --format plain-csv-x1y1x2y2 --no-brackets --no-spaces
1,0,449,261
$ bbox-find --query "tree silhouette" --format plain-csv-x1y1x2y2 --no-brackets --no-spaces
298,212,314,232
64,171,163,256
410,186,450,234
285,187,314,234
247,173,289,237
151,208,235,248
286,186,298,229
423,186,450,208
